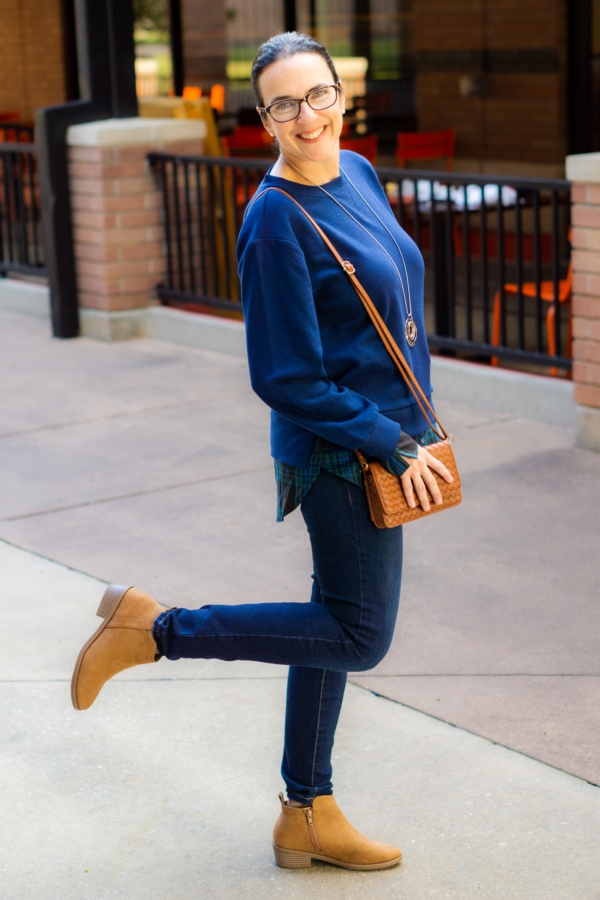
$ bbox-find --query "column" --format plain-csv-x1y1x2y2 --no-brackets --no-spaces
67,117,206,339
566,152,600,451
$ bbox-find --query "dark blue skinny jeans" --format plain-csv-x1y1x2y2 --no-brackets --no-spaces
153,469,403,804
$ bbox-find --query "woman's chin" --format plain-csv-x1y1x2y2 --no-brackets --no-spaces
292,136,339,166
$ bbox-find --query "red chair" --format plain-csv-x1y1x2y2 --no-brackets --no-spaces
0,127,34,143
396,129,455,171
221,125,273,157
394,129,456,253
220,127,272,215
339,134,378,164
0,111,23,143
491,242,572,376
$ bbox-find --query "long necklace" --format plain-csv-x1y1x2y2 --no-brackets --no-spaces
284,159,418,347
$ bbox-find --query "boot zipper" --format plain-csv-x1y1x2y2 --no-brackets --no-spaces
304,807,323,852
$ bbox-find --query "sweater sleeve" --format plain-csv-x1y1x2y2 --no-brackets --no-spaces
239,236,400,460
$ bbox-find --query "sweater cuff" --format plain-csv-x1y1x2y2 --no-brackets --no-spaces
385,433,419,476
361,415,401,461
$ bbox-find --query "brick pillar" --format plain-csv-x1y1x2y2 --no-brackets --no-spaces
66,118,206,340
566,153,600,452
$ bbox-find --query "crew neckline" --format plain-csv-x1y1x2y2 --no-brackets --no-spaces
263,166,348,197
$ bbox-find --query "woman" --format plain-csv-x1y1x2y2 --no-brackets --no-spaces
71,32,452,871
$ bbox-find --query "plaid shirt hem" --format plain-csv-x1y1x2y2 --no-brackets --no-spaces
275,428,438,521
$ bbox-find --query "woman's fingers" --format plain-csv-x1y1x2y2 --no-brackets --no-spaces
400,446,453,510
420,447,454,483
412,473,433,511
400,469,417,508
400,464,435,509
400,469,435,511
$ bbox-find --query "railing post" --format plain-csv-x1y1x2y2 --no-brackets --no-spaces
566,152,600,452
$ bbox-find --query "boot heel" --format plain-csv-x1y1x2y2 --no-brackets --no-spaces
273,844,312,868
96,584,131,619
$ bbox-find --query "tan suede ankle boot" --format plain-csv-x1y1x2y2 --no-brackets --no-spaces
272,793,402,870
71,584,170,711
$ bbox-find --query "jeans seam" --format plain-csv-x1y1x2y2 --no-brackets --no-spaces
310,670,327,788
155,629,356,646
346,478,366,642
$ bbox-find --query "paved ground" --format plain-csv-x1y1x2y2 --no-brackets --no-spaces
1,308,599,899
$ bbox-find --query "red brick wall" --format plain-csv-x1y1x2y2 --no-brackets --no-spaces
0,0,66,124
181,0,227,85
414,0,567,166
571,183,600,409
69,139,202,313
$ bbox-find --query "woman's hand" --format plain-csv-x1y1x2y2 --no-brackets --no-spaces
400,446,453,511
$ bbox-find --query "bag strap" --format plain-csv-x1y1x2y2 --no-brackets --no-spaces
252,187,448,442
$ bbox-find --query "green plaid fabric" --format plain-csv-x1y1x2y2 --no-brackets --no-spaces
275,428,438,521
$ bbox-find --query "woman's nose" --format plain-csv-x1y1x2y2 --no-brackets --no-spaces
296,99,319,124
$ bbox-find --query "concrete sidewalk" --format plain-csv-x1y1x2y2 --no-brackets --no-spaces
1,308,599,899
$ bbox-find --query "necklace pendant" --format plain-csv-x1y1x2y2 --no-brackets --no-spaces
405,316,418,347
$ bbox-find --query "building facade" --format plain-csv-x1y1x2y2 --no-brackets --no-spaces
1,0,599,176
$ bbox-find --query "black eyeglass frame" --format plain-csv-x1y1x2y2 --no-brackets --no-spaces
258,83,343,123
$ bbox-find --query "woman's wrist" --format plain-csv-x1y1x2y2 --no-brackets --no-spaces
384,433,419,476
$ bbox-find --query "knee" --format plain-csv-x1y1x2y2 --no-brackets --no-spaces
349,631,394,672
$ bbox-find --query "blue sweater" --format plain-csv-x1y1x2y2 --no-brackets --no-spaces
237,151,433,468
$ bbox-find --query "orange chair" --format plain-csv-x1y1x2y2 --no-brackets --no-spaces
210,84,225,115
491,252,572,376
339,134,378,164
396,128,455,171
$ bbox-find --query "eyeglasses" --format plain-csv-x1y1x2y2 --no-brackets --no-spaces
260,83,342,123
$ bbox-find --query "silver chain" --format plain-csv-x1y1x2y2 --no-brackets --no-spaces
339,165,414,322
282,158,417,346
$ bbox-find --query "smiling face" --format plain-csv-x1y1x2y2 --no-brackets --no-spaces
257,52,345,183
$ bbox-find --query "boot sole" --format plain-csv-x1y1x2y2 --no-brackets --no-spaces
71,584,132,710
273,843,401,870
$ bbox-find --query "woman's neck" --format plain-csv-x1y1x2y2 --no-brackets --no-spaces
271,154,340,186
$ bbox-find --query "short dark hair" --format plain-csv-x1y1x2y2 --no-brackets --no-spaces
251,32,339,109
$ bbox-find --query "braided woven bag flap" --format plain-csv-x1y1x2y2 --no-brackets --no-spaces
356,441,461,528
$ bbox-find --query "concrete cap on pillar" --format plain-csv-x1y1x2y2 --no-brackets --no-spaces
66,117,207,147
566,152,600,184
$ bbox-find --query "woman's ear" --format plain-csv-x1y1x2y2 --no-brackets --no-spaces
338,81,346,114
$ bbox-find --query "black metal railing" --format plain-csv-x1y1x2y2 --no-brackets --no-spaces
149,151,571,373
0,139,46,277
377,167,571,372
148,153,270,314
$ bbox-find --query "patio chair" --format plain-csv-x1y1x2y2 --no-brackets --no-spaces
491,244,572,376
396,128,455,171
221,125,273,157
392,129,457,254
339,134,378,164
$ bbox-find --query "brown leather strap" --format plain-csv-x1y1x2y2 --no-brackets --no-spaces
252,187,448,441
